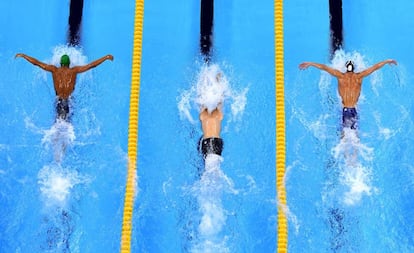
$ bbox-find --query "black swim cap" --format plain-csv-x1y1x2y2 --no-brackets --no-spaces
345,60,354,72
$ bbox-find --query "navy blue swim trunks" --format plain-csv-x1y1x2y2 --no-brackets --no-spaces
56,98,70,120
342,107,358,129
199,137,223,158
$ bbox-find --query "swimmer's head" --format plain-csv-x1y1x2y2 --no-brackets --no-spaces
345,60,354,72
60,54,70,67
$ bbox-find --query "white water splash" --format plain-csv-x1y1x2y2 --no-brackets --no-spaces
178,87,197,124
38,164,88,207
373,111,397,140
195,65,231,113
331,50,368,73
332,128,374,205
38,117,82,208
50,45,88,67
42,119,75,163
191,154,237,253
178,64,248,123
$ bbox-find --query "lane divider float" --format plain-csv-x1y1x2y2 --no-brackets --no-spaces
275,0,288,252
120,1,144,252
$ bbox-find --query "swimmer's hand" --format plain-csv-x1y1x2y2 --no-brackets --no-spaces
106,55,114,61
387,59,397,66
15,53,25,58
299,62,311,70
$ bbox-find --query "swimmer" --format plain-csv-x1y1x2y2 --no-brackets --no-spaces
15,53,114,120
299,59,397,129
199,103,224,159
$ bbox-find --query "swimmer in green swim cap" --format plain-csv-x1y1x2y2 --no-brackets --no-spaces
60,54,70,67
15,52,114,120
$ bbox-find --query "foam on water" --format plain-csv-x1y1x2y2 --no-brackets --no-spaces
38,164,89,208
191,154,237,253
38,117,85,208
373,111,397,140
178,87,197,124
332,128,374,205
50,45,88,67
330,50,368,73
178,64,248,124
42,119,75,163
195,65,231,113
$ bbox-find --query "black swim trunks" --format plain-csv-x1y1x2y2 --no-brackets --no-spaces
199,137,223,158
56,98,70,120
342,107,358,129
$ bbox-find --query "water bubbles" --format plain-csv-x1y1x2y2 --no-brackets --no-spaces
331,50,368,73
332,128,374,205
190,154,237,253
50,45,88,67
37,118,85,209
178,63,248,124
38,164,89,208
42,119,75,163
178,87,197,124
194,65,230,113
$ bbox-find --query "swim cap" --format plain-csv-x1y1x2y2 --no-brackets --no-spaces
60,54,70,67
345,60,354,72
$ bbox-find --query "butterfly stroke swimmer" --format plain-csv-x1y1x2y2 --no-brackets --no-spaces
299,59,397,129
15,53,114,120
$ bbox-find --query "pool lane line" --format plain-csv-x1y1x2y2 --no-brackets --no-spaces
275,0,288,252
68,0,84,46
200,0,214,63
329,0,343,57
120,1,144,253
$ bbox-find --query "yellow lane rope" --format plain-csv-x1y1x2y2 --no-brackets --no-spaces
120,1,144,252
275,0,288,252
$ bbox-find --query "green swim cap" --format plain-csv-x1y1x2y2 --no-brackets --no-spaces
60,54,70,67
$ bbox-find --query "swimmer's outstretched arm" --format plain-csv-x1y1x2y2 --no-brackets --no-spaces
15,53,56,72
299,62,343,78
73,54,114,73
358,59,397,78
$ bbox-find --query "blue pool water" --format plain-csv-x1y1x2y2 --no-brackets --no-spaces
286,0,414,252
1,0,413,253
1,0,274,252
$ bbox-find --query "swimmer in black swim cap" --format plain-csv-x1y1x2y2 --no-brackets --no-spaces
345,60,354,72
299,58,397,130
